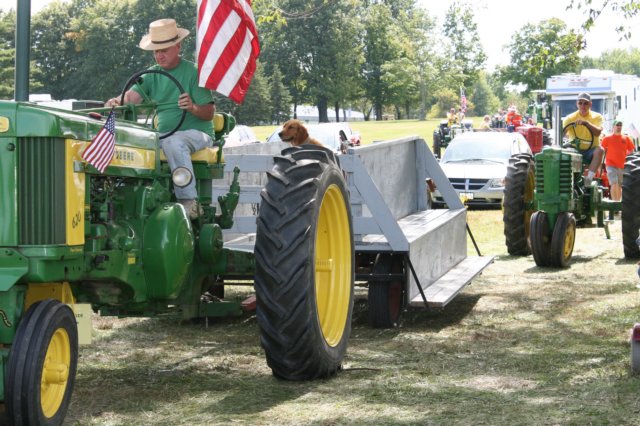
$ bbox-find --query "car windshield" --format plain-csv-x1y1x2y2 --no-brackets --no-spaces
441,138,511,164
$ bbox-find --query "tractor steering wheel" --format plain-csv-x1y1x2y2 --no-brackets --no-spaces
562,121,594,152
119,69,187,140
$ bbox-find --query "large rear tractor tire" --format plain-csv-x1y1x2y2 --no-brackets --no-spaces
368,253,405,328
254,146,354,380
622,155,640,258
530,210,552,267
503,154,535,255
6,299,78,426
549,212,576,268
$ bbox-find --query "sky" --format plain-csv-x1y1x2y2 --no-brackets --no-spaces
6,0,640,70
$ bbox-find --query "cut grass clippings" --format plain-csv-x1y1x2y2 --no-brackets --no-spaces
62,209,640,425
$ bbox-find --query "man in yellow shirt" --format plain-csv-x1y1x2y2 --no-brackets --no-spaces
562,92,603,185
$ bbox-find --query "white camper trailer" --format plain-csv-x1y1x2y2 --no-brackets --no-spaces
546,69,640,139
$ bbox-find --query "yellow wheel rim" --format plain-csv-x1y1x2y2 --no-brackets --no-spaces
564,220,576,259
315,184,352,347
41,327,71,418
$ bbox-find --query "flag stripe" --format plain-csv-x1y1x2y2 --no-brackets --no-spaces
196,0,260,104
82,109,116,173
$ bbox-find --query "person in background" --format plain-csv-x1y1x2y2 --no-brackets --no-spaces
562,92,603,186
447,107,458,127
479,115,492,130
600,120,635,201
106,18,215,219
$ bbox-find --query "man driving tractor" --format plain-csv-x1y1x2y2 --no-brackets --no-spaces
562,92,604,186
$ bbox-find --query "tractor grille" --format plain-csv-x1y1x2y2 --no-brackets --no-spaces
535,155,574,196
449,178,488,191
18,137,66,245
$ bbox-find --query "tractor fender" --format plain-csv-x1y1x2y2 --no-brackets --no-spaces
142,203,194,299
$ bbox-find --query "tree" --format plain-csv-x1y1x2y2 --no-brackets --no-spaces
269,65,292,124
500,18,581,93
0,10,15,99
441,1,487,89
361,3,405,120
471,72,499,116
568,0,640,39
235,63,272,125
582,48,640,75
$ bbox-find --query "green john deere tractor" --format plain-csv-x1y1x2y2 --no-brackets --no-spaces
432,120,472,158
0,69,354,424
503,121,637,267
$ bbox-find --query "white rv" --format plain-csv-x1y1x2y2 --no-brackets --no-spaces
546,69,640,138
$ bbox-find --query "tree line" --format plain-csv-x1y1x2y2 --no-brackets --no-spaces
2,0,640,125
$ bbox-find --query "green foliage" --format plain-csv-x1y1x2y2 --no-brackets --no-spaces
234,64,272,125
582,47,640,75
268,65,292,124
0,10,15,99
569,0,640,39
471,72,499,116
500,18,581,93
442,1,487,89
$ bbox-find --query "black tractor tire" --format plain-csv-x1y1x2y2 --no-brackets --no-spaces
549,212,576,268
530,210,552,267
622,155,640,258
254,145,354,380
368,253,405,328
503,154,535,256
433,132,442,158
6,299,78,426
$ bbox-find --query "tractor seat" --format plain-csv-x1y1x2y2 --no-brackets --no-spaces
159,113,228,164
159,146,222,164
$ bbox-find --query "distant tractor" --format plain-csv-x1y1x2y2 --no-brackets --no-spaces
432,119,472,158
503,122,635,267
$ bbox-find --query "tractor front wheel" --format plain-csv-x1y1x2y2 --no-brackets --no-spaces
550,212,576,268
530,210,552,267
254,146,354,380
503,154,535,255
6,299,78,426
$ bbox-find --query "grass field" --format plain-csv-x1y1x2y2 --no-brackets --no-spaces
59,211,640,425
44,120,640,425
251,117,483,146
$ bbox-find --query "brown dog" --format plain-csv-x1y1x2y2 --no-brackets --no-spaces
278,119,324,147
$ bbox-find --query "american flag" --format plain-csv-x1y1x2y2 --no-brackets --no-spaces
196,0,260,104
82,109,116,173
460,87,467,114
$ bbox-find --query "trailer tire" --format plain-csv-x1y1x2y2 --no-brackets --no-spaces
6,299,78,426
549,212,576,268
622,156,640,258
368,253,405,328
503,154,535,256
255,146,354,380
530,210,552,267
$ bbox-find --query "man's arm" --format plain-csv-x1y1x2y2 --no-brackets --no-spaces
105,90,143,107
178,93,215,121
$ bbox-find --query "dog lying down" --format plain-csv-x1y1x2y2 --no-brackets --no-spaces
278,119,324,147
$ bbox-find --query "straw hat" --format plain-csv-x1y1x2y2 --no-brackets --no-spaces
139,19,190,51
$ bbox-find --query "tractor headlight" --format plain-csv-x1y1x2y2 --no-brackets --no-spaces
488,178,505,188
172,167,193,188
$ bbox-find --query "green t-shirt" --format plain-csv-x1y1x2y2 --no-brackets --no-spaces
132,59,214,138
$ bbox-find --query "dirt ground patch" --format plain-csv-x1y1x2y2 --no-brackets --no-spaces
62,210,640,425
